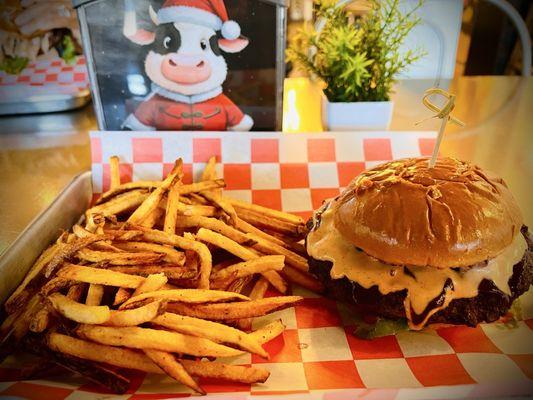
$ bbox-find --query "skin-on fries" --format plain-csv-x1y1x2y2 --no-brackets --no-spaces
106,301,163,327
196,228,288,293
1,154,315,395
167,296,302,320
119,289,249,310
211,256,285,281
152,313,268,358
48,293,111,324
76,325,243,358
145,349,205,394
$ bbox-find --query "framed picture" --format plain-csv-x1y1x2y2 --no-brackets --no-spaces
74,0,287,131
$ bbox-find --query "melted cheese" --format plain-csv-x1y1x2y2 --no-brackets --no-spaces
307,201,527,330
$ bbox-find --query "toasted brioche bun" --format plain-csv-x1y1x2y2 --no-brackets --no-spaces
334,157,523,268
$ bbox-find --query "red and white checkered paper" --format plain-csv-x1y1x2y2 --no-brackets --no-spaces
1,131,532,400
0,56,88,89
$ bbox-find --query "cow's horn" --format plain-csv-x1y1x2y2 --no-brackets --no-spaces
149,5,159,25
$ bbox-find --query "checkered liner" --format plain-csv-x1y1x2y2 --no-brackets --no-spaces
0,56,88,90
1,131,531,400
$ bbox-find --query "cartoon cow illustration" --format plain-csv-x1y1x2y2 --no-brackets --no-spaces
122,0,253,131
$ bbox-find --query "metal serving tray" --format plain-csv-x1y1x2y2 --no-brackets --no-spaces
0,171,92,305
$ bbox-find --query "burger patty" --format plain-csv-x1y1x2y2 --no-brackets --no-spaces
308,226,533,327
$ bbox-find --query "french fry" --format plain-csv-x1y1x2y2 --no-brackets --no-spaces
85,213,105,234
44,235,114,278
175,216,252,245
76,325,242,358
211,256,285,281
73,225,123,252
281,265,325,294
132,273,168,297
226,276,253,294
196,228,287,293
97,181,161,204
164,178,182,235
249,319,285,344
24,334,130,394
112,241,185,265
196,228,257,260
177,180,225,195
235,217,287,247
76,248,164,265
5,242,62,313
48,332,163,374
152,313,267,358
226,197,304,225
201,156,217,182
48,333,269,384
87,190,149,218
128,160,183,226
180,360,269,384
237,277,270,331
113,288,132,306
144,349,204,394
119,289,249,310
29,307,50,333
106,301,163,327
261,271,288,294
57,265,145,289
66,283,85,302
177,203,218,217
107,265,195,280
166,296,302,320
48,293,110,324
109,156,121,190
128,227,212,290
86,284,104,306
201,191,237,226
40,277,73,297
247,232,309,272
234,208,305,238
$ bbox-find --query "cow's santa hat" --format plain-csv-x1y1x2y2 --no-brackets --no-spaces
157,0,241,40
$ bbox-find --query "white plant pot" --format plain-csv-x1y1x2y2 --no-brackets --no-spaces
322,97,394,131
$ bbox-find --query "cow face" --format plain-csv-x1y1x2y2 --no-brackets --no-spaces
145,22,227,95
124,5,250,96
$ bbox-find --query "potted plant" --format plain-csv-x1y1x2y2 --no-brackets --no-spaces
287,0,424,130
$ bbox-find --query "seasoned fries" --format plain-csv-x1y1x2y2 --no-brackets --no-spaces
48,293,111,324
76,325,243,358
0,154,319,395
145,349,205,394
106,301,163,326
153,313,268,358
167,296,302,320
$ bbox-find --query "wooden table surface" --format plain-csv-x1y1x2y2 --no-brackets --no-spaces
0,76,531,255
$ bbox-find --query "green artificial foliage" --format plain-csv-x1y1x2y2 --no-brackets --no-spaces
287,0,425,102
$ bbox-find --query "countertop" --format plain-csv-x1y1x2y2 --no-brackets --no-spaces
0,76,531,255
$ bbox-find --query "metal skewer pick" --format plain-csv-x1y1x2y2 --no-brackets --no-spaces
416,88,465,168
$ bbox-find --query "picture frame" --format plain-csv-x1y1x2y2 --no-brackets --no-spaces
73,0,288,131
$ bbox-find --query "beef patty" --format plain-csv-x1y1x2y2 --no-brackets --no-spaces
308,226,533,327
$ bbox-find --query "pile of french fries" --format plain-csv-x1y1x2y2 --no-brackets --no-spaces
0,155,323,395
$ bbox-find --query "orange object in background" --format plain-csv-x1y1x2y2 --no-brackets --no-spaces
282,77,323,133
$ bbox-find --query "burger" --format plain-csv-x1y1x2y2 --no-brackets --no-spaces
0,0,82,75
306,157,532,330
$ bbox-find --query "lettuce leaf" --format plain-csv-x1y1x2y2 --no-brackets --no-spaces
354,318,408,339
60,35,77,64
0,56,29,75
